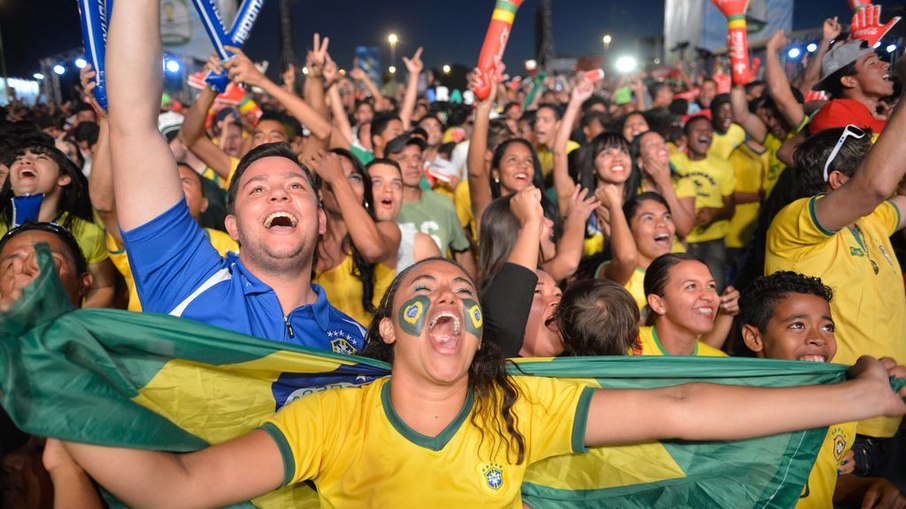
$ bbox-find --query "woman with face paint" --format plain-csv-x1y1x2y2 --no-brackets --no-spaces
60,257,906,507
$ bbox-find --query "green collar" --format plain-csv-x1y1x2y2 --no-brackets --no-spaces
651,326,698,356
381,380,474,451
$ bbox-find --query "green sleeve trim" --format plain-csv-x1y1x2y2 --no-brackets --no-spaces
571,386,595,453
808,196,836,237
888,199,901,230
260,422,295,487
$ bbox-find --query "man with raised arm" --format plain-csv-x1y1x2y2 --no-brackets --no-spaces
106,0,364,352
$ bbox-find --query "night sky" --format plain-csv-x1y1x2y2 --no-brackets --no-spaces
0,0,896,78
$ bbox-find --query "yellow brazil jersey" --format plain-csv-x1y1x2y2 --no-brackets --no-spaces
201,156,241,192
726,142,769,249
454,180,476,243
313,255,395,327
670,153,736,243
1,215,109,266
261,375,594,509
796,422,857,509
106,228,238,312
760,134,787,199
766,196,905,437
596,263,647,311
536,140,579,178
708,123,745,161
633,326,727,357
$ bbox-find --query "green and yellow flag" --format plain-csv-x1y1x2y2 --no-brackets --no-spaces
0,246,843,508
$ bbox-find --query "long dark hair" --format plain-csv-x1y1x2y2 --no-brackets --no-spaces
489,138,562,239
360,258,527,464
578,132,639,204
1,143,92,231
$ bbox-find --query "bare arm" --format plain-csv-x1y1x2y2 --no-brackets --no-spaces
81,64,121,247
311,151,400,263
815,86,906,231
542,187,599,282
225,46,331,141
302,34,331,127
552,77,590,217
700,286,739,349
599,185,638,286
467,71,495,234
764,31,806,130
800,18,842,96
180,86,233,179
327,84,354,148
43,439,104,509
730,84,767,143
106,0,183,231
399,47,424,130
506,186,544,271
350,68,385,109
585,357,906,446
644,162,696,237
65,429,283,508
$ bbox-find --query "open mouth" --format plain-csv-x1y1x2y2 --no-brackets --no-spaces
697,136,711,145
653,233,671,246
514,172,530,182
380,197,394,208
263,211,298,229
694,306,714,317
798,354,827,363
428,312,462,351
18,169,37,179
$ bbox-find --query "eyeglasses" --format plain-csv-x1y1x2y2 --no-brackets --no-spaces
823,124,866,183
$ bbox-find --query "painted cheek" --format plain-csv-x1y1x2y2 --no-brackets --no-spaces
463,298,484,337
399,295,430,336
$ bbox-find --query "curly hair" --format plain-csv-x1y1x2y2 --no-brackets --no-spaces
738,271,833,333
360,258,527,464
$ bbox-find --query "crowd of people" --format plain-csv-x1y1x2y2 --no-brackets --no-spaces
2,1,906,507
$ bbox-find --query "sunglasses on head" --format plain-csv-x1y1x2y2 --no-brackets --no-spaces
823,124,866,183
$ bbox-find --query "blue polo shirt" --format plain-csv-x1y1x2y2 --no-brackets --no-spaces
122,201,365,354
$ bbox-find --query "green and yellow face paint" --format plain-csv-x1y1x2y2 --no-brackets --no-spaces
399,295,430,336
463,298,483,337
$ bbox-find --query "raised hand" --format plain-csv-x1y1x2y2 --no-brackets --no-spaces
80,64,106,117
509,185,544,226
851,4,901,49
469,66,497,108
322,58,340,88
566,186,600,222
349,67,367,82
282,64,296,91
224,46,266,88
766,30,788,53
305,33,330,78
822,17,842,42
309,150,345,186
718,286,740,316
402,47,424,76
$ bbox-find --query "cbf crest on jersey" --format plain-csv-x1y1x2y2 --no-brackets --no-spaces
481,462,505,491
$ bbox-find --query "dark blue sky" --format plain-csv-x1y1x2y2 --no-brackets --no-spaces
1,0,897,77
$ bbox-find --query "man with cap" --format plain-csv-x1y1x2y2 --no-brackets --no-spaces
810,40,894,134
766,88,906,467
386,133,475,277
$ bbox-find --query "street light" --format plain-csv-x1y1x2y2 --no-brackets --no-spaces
387,32,399,73
389,65,396,74
602,34,612,50
33,72,44,80
53,64,66,75
442,64,451,75
75,57,87,69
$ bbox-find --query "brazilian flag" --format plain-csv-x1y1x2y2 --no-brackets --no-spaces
1,246,844,507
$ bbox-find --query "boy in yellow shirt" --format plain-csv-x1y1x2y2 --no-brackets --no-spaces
740,271,905,509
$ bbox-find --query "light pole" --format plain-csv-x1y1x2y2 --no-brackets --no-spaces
387,33,398,75
0,20,8,104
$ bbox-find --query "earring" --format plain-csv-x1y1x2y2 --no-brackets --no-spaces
494,177,500,184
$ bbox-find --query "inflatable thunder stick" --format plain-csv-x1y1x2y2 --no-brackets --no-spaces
473,0,524,101
76,0,113,110
711,0,753,86
190,0,266,92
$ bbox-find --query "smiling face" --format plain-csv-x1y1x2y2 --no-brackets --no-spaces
648,260,719,336
368,162,403,222
712,101,733,134
520,270,564,357
685,117,713,158
622,113,649,143
744,293,837,363
638,131,670,170
493,141,535,195
630,199,675,265
419,117,444,147
852,52,894,99
594,145,632,185
224,156,325,273
379,260,482,386
8,149,71,198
